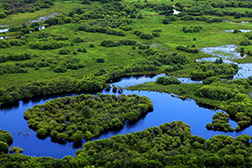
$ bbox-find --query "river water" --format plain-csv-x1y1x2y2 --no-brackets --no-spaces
1,71,251,158
0,34,252,158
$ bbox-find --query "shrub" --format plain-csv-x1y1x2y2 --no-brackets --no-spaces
157,77,181,85
96,58,105,63
59,48,70,55
240,40,251,46
0,141,8,154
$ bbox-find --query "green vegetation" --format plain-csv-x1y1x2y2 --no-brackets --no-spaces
2,0,252,166
206,112,234,132
191,61,238,80
24,94,153,142
2,121,252,167
129,77,252,131
157,76,181,85
0,129,13,154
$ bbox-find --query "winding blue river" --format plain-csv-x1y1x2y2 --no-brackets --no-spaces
0,73,251,158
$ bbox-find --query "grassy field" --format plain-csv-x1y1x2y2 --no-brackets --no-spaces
0,0,252,92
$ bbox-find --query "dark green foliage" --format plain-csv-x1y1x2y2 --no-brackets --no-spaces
0,53,31,63
72,37,86,43
0,141,8,154
197,84,237,101
240,39,251,46
77,25,126,36
1,122,252,167
202,76,221,85
59,48,70,55
53,66,67,73
165,64,184,72
176,45,199,53
0,130,13,146
134,31,154,40
206,112,234,132
24,94,153,141
182,26,202,33
157,76,181,85
29,41,65,50
100,40,121,47
152,32,160,37
191,62,238,80
96,58,105,63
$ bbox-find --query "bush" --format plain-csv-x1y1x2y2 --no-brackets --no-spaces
0,141,8,154
157,77,181,85
0,130,13,146
59,48,70,55
37,128,48,137
73,37,86,43
96,58,105,63
53,66,67,73
240,40,251,46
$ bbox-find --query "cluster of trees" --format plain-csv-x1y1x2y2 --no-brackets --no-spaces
100,39,136,47
134,30,154,40
29,40,65,50
77,25,126,36
4,121,252,167
0,53,32,63
0,47,189,106
165,64,184,72
162,16,177,24
227,93,252,130
1,0,55,17
176,45,199,53
0,129,13,154
157,76,181,85
0,75,107,105
3,121,252,166
51,59,85,73
0,39,25,49
182,26,202,33
206,112,234,132
24,94,153,142
176,0,252,19
197,77,252,130
190,62,238,80
0,64,28,75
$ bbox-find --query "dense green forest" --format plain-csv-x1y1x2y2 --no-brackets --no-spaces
1,121,252,167
24,94,153,141
1,0,252,167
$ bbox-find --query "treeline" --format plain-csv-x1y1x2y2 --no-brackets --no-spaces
0,39,25,49
197,77,252,130
157,76,181,85
24,94,153,142
134,30,155,40
100,39,136,47
0,129,13,154
176,45,199,53
0,53,32,63
190,62,238,80
3,121,252,167
206,112,234,132
77,25,126,36
176,0,252,19
0,64,28,75
0,47,189,106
